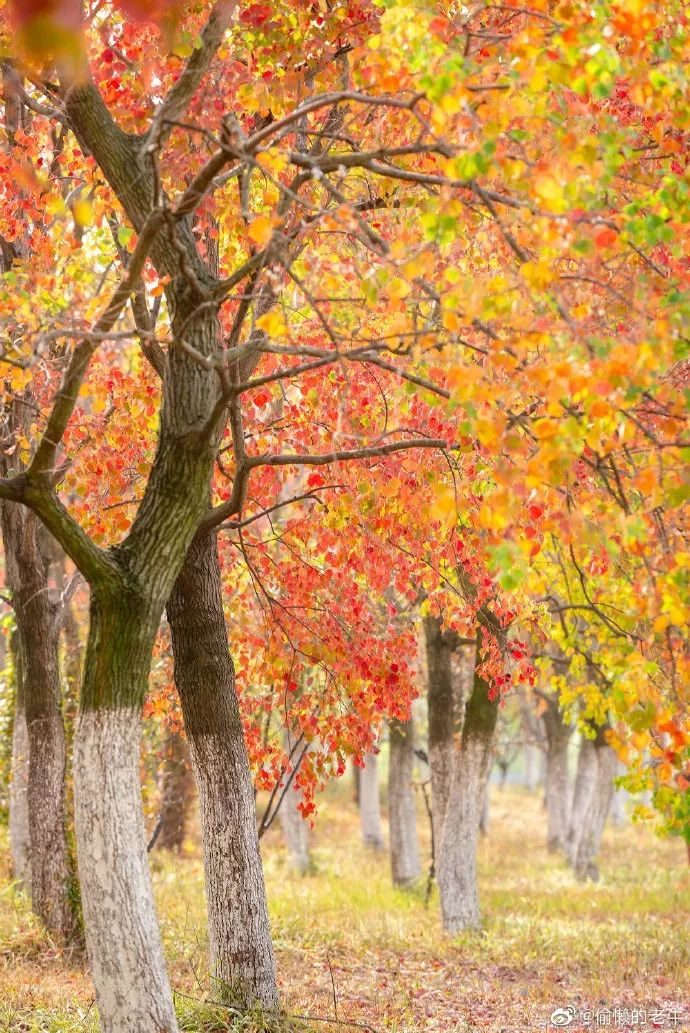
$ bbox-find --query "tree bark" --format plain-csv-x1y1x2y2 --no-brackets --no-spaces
524,744,541,790
542,697,573,852
424,615,456,848
8,629,31,890
167,531,279,1009
360,749,384,850
154,730,194,853
1,503,75,938
388,716,421,887
568,729,617,881
437,645,499,934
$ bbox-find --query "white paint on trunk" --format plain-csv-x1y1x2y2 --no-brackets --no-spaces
74,707,178,1033
523,744,541,790
571,742,617,880
9,703,31,892
545,738,571,852
279,781,311,875
437,735,490,933
360,750,384,851
388,718,421,886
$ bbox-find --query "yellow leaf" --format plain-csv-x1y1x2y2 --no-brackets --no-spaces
73,198,93,228
248,215,274,246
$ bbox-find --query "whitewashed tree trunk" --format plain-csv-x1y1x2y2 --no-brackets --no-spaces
388,717,421,886
609,761,628,827
570,733,617,880
279,780,311,874
75,708,178,1033
8,633,31,890
524,744,541,790
542,698,572,852
360,749,384,850
437,650,499,934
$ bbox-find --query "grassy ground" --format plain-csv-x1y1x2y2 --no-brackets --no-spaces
0,785,688,1032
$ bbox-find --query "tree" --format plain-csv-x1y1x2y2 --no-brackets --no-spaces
388,715,421,887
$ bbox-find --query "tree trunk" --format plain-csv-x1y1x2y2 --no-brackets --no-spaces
542,697,572,852
388,716,421,887
424,615,456,848
479,781,490,837
1,503,74,938
75,594,178,1033
608,761,628,827
360,749,384,850
167,532,279,1009
569,730,617,881
524,743,541,790
154,730,194,853
8,630,31,890
279,779,312,875
437,648,499,934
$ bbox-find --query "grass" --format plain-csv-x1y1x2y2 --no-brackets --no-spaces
0,784,688,1031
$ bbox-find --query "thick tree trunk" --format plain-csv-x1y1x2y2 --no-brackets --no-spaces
568,730,617,881
437,650,499,934
75,596,178,1033
167,532,278,1009
8,630,31,890
1,503,74,938
360,749,384,850
542,697,572,853
424,615,456,848
154,731,194,853
388,716,421,887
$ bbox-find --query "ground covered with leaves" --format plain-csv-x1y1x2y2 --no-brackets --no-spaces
0,787,688,1032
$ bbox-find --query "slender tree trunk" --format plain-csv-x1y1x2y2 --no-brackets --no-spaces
154,731,194,853
437,648,499,934
8,630,31,890
608,761,628,827
524,744,541,790
424,615,456,848
360,749,384,850
1,503,74,938
542,698,572,853
167,532,279,1009
279,779,312,875
568,730,617,881
388,716,421,886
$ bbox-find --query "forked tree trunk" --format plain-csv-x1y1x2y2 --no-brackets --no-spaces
568,729,617,881
542,697,572,852
1,503,74,938
360,749,384,850
388,716,421,886
437,647,499,934
155,730,194,853
424,615,456,847
167,532,279,1009
8,630,31,889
